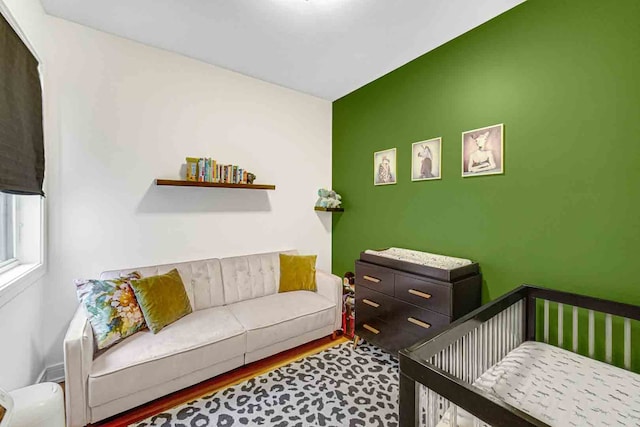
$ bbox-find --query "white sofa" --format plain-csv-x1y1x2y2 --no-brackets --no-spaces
63,250,342,427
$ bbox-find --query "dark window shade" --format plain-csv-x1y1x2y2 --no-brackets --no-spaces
0,12,44,196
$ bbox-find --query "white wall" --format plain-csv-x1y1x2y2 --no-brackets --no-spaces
0,281,44,390
1,0,332,380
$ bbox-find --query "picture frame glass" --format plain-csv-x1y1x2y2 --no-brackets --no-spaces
374,148,397,185
462,124,504,177
412,138,442,181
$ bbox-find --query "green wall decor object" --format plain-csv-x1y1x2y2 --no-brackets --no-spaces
332,0,640,370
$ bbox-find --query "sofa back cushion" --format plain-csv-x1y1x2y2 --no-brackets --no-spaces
100,258,224,311
220,250,297,305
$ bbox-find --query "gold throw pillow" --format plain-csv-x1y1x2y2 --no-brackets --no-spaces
130,269,192,334
278,254,317,293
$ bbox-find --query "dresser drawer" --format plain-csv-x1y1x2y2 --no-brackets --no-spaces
387,302,451,339
355,286,397,324
394,273,451,316
355,261,394,296
356,318,422,354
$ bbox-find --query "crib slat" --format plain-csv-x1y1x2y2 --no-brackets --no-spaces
484,320,489,371
558,303,564,347
572,306,578,353
474,327,479,381
544,300,549,343
466,332,471,383
516,302,521,347
461,336,465,382
506,307,511,353
445,346,449,373
430,388,437,427
502,309,507,356
518,301,527,345
451,405,458,427
516,301,521,346
496,311,501,361
456,340,461,378
480,322,485,372
463,336,467,379
503,308,508,356
588,310,595,358
452,342,456,377
452,343,456,376
605,314,612,364
507,304,512,353
498,311,503,359
443,347,447,373
624,318,631,370
515,303,519,347
510,304,515,350
487,317,495,368
447,345,455,375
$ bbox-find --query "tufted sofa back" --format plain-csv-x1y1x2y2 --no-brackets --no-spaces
99,250,297,311
219,250,297,305
100,258,224,311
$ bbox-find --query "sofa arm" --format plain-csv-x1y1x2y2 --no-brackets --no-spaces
64,306,94,427
316,270,342,331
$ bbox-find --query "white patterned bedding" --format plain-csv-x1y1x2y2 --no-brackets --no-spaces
364,247,472,270
436,341,640,427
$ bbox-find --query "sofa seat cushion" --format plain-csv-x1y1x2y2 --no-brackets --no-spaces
227,290,335,353
88,306,246,407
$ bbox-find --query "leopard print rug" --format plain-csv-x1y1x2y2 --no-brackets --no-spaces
132,341,399,427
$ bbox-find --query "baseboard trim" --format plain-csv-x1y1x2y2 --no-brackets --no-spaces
36,367,47,384
38,363,65,384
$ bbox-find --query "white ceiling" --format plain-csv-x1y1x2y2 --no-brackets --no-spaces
40,0,524,100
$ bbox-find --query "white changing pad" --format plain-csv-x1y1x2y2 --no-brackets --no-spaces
435,341,640,427
364,247,472,270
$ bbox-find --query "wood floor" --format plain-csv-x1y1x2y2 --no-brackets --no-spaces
91,335,349,427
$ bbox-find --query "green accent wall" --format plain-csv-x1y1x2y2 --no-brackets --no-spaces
332,0,640,368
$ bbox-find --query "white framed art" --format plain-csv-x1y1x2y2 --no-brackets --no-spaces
374,148,397,186
411,137,442,181
462,123,504,177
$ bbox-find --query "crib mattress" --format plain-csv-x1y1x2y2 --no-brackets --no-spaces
436,341,640,427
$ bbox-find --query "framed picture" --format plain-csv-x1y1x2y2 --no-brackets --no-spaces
462,123,504,177
411,138,442,181
373,148,397,185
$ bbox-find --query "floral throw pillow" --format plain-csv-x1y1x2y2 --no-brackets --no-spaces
75,272,146,350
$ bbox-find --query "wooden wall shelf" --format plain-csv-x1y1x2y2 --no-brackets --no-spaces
314,206,344,212
156,179,276,190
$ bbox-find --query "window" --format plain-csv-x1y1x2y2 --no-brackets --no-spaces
0,193,43,295
0,193,16,269
0,5,45,299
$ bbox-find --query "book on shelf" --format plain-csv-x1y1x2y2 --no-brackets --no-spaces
197,158,205,182
186,157,198,181
189,158,255,185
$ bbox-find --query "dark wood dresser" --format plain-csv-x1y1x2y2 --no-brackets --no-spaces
355,251,482,354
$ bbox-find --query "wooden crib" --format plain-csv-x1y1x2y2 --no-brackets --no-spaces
398,285,640,427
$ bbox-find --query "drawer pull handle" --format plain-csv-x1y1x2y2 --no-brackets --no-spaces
363,275,381,283
363,324,380,334
408,317,431,329
362,299,380,308
409,289,432,299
